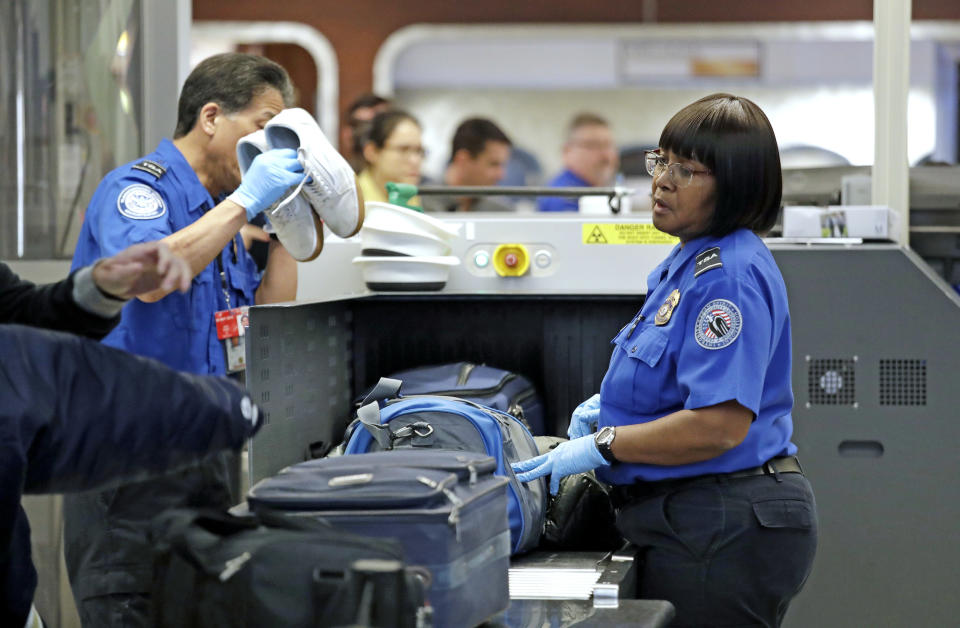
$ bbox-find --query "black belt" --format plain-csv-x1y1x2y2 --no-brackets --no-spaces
612,456,804,504
726,455,803,479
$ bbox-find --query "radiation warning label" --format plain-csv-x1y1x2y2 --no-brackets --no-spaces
582,223,679,245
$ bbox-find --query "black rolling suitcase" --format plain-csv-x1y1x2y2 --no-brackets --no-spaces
249,450,511,628
150,508,427,627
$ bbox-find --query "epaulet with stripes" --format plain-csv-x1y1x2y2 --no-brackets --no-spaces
131,159,167,179
694,247,722,277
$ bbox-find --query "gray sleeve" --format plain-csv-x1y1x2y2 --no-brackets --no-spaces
71,264,128,318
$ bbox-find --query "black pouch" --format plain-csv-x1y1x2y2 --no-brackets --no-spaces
534,436,623,551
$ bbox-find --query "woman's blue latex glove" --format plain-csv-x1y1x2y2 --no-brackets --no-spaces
227,148,305,220
512,434,609,495
567,393,601,439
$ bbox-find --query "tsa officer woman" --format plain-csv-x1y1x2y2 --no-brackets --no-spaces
513,93,818,627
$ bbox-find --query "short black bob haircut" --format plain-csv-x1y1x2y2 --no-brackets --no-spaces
659,93,782,237
174,53,293,139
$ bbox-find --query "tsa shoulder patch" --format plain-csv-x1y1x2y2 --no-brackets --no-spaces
694,299,742,350
132,159,167,179
116,184,166,220
694,247,723,277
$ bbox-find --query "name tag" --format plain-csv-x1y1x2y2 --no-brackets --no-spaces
214,306,250,372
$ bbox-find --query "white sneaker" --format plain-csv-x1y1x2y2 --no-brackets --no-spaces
264,108,364,238
236,130,323,261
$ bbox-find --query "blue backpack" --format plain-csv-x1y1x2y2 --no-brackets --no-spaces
342,378,546,555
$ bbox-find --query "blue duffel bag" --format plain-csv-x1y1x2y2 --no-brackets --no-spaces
360,362,546,435
342,377,547,555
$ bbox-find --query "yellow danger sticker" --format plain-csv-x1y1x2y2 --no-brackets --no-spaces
582,223,679,245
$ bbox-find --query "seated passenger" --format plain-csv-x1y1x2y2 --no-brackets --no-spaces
358,110,424,207
340,92,392,173
538,113,619,212
422,117,514,213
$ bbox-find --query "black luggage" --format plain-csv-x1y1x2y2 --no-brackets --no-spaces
249,450,511,628
150,508,427,627
366,362,546,435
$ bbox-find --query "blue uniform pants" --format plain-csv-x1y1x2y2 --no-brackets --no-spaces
615,472,817,627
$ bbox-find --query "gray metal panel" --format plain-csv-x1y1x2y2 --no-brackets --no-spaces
782,164,960,209
773,246,960,628
140,0,188,149
245,301,353,483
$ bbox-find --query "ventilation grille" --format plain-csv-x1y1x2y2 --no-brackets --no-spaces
808,358,856,405
879,359,927,406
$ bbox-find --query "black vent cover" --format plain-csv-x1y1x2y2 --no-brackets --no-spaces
879,359,927,406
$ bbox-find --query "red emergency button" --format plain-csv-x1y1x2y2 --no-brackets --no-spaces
492,244,530,277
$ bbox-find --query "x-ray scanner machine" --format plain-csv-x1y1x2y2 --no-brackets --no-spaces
244,213,960,628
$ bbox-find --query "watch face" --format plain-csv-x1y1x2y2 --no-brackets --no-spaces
597,426,615,445
595,426,616,463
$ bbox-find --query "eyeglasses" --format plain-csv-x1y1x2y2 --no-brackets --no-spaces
383,144,426,159
645,150,711,188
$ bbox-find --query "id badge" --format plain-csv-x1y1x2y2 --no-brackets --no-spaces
214,306,250,372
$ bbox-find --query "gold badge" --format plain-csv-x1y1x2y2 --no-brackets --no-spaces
654,289,681,326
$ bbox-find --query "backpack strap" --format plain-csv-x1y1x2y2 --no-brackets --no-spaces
357,401,394,449
356,377,404,449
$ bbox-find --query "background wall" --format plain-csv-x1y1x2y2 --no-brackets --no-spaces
193,0,960,116
398,85,937,182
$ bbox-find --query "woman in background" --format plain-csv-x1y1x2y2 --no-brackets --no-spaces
358,110,425,207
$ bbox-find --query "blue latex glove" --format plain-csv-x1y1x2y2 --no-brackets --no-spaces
512,434,609,495
567,393,601,439
227,148,305,220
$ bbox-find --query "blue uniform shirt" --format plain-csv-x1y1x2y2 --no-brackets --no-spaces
537,169,589,212
72,139,261,375
596,228,796,484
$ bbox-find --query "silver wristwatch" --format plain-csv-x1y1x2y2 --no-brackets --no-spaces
594,425,617,464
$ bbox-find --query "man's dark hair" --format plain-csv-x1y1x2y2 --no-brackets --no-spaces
566,112,609,141
659,93,782,236
346,93,391,123
365,109,420,149
451,117,511,159
174,53,293,138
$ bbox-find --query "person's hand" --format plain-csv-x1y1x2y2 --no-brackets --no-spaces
512,434,609,495
240,223,270,251
227,148,304,220
91,241,191,299
567,393,601,439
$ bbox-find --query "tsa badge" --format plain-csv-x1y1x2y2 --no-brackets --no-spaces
116,184,166,220
654,289,681,326
694,299,742,349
